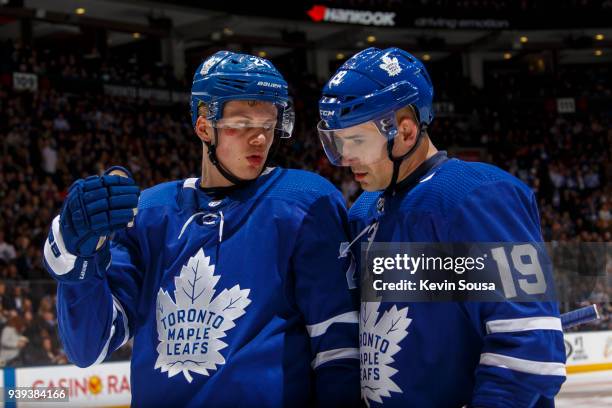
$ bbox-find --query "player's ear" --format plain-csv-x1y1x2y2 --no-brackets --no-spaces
195,116,211,143
397,116,418,146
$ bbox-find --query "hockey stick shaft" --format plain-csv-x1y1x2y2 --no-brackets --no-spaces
560,304,600,330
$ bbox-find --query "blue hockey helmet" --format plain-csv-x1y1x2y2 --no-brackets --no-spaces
318,47,434,167
319,47,434,130
191,51,294,138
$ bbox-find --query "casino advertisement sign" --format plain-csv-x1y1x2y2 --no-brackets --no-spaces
12,361,130,407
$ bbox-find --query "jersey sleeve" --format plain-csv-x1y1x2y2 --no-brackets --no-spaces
43,214,143,368
445,180,566,408
292,190,361,407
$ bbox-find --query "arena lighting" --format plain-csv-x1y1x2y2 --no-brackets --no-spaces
519,36,528,43
132,32,141,39
258,51,267,57
503,52,512,60
336,53,345,60
366,35,376,43
75,7,85,15
594,49,603,56
422,54,431,61
594,34,604,41
223,27,234,36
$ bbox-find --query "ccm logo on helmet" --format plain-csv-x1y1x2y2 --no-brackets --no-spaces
320,110,335,117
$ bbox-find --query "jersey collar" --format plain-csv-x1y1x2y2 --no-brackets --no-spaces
391,151,449,194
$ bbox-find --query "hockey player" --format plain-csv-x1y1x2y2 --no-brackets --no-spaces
318,47,566,407
43,51,360,407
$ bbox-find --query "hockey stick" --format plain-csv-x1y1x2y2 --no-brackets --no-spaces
560,304,600,330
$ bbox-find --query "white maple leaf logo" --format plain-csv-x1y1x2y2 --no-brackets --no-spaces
379,54,402,77
155,248,251,383
200,57,220,76
360,301,411,406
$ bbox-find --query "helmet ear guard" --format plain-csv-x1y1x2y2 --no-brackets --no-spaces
278,102,295,139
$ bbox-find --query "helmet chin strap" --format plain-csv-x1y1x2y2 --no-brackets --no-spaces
384,123,426,194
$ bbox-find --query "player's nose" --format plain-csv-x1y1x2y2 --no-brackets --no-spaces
249,133,267,146
341,155,359,166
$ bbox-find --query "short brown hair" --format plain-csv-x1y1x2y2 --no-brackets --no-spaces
197,101,209,121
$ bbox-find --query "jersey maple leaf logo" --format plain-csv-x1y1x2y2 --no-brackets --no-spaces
360,301,411,406
155,248,251,383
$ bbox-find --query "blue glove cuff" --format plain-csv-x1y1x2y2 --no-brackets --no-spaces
104,166,134,179
44,215,111,283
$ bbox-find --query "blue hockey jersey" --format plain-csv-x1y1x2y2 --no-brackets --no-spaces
43,167,360,407
349,152,566,408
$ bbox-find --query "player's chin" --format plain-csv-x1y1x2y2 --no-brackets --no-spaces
358,177,382,192
360,181,378,192
236,164,265,180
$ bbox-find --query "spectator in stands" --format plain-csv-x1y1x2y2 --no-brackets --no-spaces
0,231,17,262
0,315,29,366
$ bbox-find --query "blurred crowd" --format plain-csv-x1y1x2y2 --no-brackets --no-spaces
0,40,183,90
0,281,132,367
0,41,610,367
0,281,67,367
